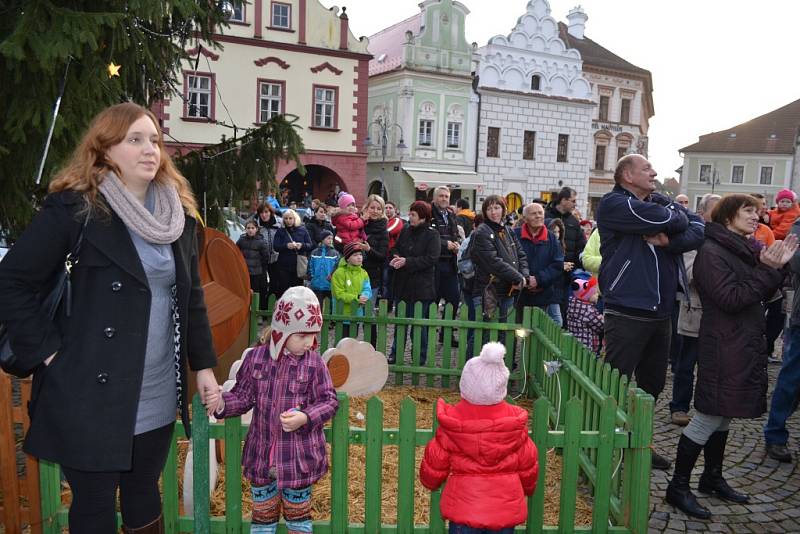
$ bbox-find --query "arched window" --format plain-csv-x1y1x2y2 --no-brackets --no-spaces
531,75,541,91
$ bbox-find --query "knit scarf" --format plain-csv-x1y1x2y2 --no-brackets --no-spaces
98,172,185,244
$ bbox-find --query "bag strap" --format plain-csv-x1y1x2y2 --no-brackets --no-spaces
65,211,91,274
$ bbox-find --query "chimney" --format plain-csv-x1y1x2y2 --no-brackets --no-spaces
566,6,588,39
339,6,349,50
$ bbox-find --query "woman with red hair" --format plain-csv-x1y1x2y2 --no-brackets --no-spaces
387,201,440,364
0,103,219,532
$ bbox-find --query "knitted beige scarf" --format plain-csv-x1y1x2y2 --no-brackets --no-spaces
98,172,185,244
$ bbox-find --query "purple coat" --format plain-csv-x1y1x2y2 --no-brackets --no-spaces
218,345,338,488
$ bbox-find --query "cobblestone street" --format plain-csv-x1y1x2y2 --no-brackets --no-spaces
649,360,800,533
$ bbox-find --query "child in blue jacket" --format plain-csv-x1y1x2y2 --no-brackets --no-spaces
308,230,340,305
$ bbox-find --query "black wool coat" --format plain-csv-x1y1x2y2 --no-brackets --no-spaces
389,223,440,303
545,205,586,265
693,222,784,419
363,218,389,287
0,191,217,471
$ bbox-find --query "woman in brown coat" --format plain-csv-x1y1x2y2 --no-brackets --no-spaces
665,194,797,519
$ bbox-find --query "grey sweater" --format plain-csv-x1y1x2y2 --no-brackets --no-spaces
128,188,177,435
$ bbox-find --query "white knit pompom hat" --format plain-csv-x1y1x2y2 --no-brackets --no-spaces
459,342,509,405
269,286,323,359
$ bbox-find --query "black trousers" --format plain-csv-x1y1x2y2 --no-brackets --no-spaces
603,313,671,400
61,423,174,532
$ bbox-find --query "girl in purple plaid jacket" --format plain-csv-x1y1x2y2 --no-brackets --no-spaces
208,286,338,533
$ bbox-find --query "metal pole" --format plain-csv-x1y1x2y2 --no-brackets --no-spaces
36,56,73,185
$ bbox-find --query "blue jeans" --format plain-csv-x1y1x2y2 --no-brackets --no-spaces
765,325,800,445
544,302,562,327
449,524,515,534
670,334,698,414
389,299,431,364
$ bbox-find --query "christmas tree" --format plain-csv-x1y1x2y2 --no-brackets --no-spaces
0,1,305,237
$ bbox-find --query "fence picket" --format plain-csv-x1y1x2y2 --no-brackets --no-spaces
529,398,550,534
396,397,417,533
192,395,211,534
377,299,389,358
557,398,582,531
395,301,408,386
364,397,384,532
162,434,178,533
440,303,454,388
224,417,243,533
330,393,350,532
410,302,423,386
590,396,616,533
426,302,439,387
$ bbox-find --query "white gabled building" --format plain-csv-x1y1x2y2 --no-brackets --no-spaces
473,0,594,215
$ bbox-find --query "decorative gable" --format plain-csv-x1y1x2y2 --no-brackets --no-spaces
475,0,591,99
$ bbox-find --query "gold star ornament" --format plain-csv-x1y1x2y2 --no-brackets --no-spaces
107,62,121,78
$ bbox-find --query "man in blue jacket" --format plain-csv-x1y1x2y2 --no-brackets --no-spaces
597,154,705,470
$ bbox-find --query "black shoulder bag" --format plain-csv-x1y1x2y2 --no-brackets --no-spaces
0,212,90,378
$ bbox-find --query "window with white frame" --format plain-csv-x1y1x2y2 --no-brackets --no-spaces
313,86,336,128
258,81,283,123
272,2,290,28
760,166,773,185
446,122,461,148
186,74,212,119
230,1,245,22
419,120,433,146
699,164,711,183
731,165,744,184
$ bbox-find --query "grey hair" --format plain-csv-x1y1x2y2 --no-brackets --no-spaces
522,202,545,216
697,193,721,214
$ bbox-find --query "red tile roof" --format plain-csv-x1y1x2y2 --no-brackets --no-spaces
367,14,422,76
680,98,800,154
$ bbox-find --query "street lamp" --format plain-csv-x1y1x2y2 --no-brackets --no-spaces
364,115,406,199
710,168,720,195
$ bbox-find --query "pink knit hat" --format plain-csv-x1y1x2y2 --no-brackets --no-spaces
269,286,323,359
459,342,509,405
338,193,356,209
776,189,796,203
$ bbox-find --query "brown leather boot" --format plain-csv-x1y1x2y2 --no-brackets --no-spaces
122,514,164,534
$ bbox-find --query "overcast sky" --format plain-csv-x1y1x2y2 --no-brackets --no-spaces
329,0,800,182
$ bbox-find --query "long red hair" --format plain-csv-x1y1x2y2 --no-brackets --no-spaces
49,102,197,214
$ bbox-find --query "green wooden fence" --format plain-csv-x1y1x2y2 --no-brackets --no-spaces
37,295,653,533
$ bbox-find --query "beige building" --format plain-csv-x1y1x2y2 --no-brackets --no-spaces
557,14,654,217
157,0,372,204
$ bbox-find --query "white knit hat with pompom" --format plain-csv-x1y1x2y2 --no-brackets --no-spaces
459,342,509,405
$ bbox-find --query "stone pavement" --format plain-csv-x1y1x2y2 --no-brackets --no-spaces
649,359,800,533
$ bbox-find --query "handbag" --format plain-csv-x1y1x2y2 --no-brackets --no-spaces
0,212,90,378
287,230,308,278
482,275,500,319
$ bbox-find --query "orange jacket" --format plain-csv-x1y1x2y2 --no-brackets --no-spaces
753,223,775,246
768,205,800,240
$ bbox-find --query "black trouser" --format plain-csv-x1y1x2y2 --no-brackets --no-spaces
603,313,671,400
765,298,785,356
249,273,269,310
61,423,175,532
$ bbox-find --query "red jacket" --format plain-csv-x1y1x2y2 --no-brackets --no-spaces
419,399,538,530
386,216,404,254
331,212,366,246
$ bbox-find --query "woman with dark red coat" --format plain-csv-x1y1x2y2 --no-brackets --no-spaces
666,194,798,519
420,342,538,532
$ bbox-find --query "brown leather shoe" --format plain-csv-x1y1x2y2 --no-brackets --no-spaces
671,411,691,426
122,514,164,534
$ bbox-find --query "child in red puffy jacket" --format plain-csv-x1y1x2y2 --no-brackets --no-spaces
419,342,539,533
331,192,366,252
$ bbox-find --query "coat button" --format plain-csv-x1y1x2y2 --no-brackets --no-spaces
111,281,123,292
104,327,115,338
96,373,109,384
